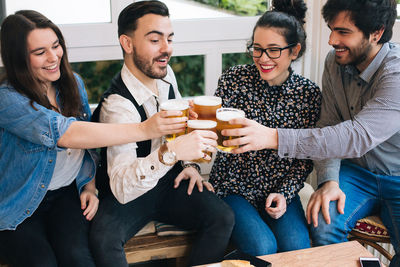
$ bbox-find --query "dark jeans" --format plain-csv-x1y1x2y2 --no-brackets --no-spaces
0,183,95,267
90,168,234,267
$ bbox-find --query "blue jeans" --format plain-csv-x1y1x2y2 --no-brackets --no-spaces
223,194,310,256
310,161,400,267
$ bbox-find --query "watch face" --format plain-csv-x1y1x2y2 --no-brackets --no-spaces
163,151,176,164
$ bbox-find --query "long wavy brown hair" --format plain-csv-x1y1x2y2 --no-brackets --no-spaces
0,10,82,117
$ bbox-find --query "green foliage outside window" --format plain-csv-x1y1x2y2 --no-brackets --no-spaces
193,0,268,16
222,52,253,73
169,55,205,97
71,56,205,103
71,60,123,103
71,52,252,104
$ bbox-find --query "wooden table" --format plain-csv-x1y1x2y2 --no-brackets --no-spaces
197,241,383,267
258,241,378,267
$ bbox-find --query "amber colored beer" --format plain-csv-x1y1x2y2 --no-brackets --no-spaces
216,108,245,153
160,99,189,142
187,120,217,163
193,96,222,121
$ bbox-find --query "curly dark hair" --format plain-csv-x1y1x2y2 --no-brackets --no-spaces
249,0,308,60
322,0,397,43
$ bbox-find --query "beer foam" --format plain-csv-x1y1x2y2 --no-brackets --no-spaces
187,120,217,129
160,99,189,111
194,96,222,106
216,110,245,121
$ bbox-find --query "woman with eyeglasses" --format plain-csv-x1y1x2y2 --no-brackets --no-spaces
209,0,321,256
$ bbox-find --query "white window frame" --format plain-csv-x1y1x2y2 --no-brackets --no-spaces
2,0,399,92
63,0,260,95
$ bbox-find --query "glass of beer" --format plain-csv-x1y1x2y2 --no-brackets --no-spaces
193,96,222,121
187,120,217,163
160,99,189,142
216,108,245,153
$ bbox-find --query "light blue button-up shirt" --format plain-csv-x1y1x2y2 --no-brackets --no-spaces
0,73,96,230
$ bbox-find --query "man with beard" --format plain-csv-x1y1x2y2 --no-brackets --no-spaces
221,0,400,266
89,1,234,266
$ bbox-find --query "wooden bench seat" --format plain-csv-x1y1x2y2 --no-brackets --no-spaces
124,233,194,265
0,234,194,267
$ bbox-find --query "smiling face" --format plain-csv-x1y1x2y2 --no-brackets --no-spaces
27,28,63,88
127,14,173,81
252,27,300,86
327,11,375,71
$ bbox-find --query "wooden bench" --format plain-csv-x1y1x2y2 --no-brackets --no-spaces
124,232,194,265
0,233,194,267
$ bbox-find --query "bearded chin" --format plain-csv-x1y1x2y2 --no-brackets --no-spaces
146,69,167,79
350,40,372,67
351,50,369,67
132,54,168,79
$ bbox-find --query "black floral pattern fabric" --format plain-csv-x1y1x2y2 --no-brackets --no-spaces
209,64,322,210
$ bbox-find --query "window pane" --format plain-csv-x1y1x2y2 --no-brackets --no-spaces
397,1,400,19
222,53,253,73
5,0,111,24
71,56,204,104
71,60,123,103
170,55,204,97
164,0,269,19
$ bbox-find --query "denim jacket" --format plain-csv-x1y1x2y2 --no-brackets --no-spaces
0,73,96,230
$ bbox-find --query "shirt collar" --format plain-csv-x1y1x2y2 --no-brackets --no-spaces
120,64,172,106
345,42,390,83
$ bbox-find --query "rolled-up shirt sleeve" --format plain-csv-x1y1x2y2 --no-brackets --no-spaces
0,86,75,149
99,94,171,204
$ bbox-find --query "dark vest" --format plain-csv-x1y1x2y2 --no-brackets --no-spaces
92,72,182,198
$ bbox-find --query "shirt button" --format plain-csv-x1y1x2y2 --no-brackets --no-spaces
26,210,30,215
49,159,53,163
150,165,155,170
41,184,45,188
357,82,361,86
140,175,145,180
350,106,354,110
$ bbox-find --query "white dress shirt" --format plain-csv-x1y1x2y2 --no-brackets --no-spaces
99,64,182,204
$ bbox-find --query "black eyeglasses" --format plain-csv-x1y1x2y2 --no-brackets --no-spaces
247,43,296,59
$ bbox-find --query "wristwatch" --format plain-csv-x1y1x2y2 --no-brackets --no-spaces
158,143,177,166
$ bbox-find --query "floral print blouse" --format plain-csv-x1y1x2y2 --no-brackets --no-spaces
209,64,321,210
